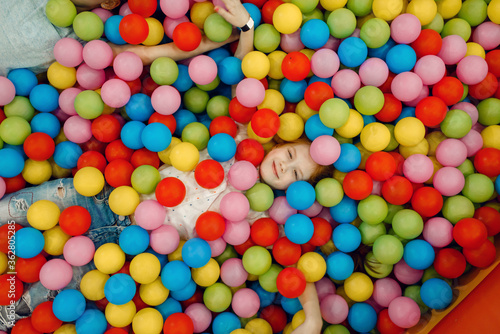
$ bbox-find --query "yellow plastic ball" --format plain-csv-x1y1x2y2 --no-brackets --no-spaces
231,330,252,334
247,122,274,144
360,122,391,152
466,42,486,58
192,258,220,287
109,186,140,216
43,226,71,256
80,269,109,301
73,166,105,197
132,308,164,334
246,318,273,334
0,252,7,274
106,300,136,327
27,199,60,230
190,1,215,29
383,123,399,152
258,89,285,115
335,109,364,139
436,0,462,19
142,17,164,46
94,243,126,274
50,158,72,178
242,51,271,80
267,51,286,80
394,117,426,147
481,125,500,149
169,142,200,171
158,136,182,165
282,323,293,334
168,240,185,261
139,277,169,306
130,253,161,285
291,310,306,329
247,273,259,282
295,100,316,122
488,0,500,24
344,272,374,302
372,0,403,21
22,159,52,185
277,112,304,141
296,252,327,283
426,131,447,156
54,324,77,334
425,156,443,184
406,0,437,25
47,61,77,90
320,0,348,11
398,138,429,159
273,3,302,34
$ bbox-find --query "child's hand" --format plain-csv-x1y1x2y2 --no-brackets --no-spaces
290,317,322,334
214,0,251,28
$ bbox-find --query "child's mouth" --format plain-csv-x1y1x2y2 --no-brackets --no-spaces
273,161,279,179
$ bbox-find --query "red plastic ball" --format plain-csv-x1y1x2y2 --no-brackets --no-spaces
132,290,148,312
229,97,257,123
276,267,306,299
194,159,224,189
77,151,107,173
80,136,107,155
94,297,109,311
453,218,488,249
411,186,443,217
91,115,121,143
0,223,22,254
105,139,134,162
379,72,396,94
463,239,496,268
59,206,92,236
250,217,279,247
432,76,464,106
309,217,333,247
376,308,405,334
473,147,500,177
196,211,225,241
365,152,397,181
300,242,316,254
485,49,500,77
142,76,160,96
261,0,285,24
11,317,41,334
4,174,26,194
119,14,149,45
381,176,413,205
474,206,500,237
410,29,442,58
126,77,142,95
469,72,498,100
104,159,134,187
415,96,448,127
272,237,302,266
243,0,267,8
260,305,288,333
283,101,297,114
180,289,203,310
173,22,202,52
105,329,128,334
388,152,405,175
31,301,62,333
16,254,47,283
304,81,334,111
281,52,311,82
209,116,238,138
156,177,186,207
131,148,160,169
433,248,467,279
23,132,55,161
251,108,280,138
343,170,373,200
234,237,256,256
149,112,177,134
163,312,194,334
128,0,157,17
0,274,24,305
235,138,265,166
375,93,402,123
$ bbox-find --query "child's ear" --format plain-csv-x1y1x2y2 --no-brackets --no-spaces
101,0,120,10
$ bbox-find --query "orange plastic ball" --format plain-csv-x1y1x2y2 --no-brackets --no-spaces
155,177,186,207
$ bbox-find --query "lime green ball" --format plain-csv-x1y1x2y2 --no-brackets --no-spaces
74,90,104,119
327,8,357,39
347,0,374,17
207,95,230,119
404,285,430,314
441,18,472,41
242,246,272,276
302,8,324,24
204,13,232,43
333,132,352,144
4,96,35,121
383,204,404,224
196,76,220,92
359,222,386,246
364,251,393,278
458,0,488,27
181,122,210,150
254,24,281,53
372,234,404,265
358,195,388,225
457,159,476,177
359,18,391,49
477,97,500,126
72,11,104,41
462,173,495,203
422,266,452,286
183,87,209,114
45,0,77,27
214,244,238,266
392,209,424,240
315,178,344,207
354,86,384,116
259,264,282,292
131,165,161,194
150,57,178,86
319,98,350,129
324,324,351,334
245,183,274,212
292,0,320,13
440,109,472,139
0,116,31,146
442,195,475,224
423,12,444,33
383,124,399,152
203,283,232,312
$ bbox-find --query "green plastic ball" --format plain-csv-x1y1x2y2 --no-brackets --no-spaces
404,285,429,314
150,57,179,86
357,195,388,225
196,76,220,92
359,18,391,49
440,109,472,139
315,178,344,207
462,173,495,203
324,324,351,334
319,98,350,129
214,244,238,266
183,87,209,114
254,24,281,54
354,86,385,116
4,96,35,121
441,18,472,41
458,0,488,27
242,246,272,276
383,124,399,152
131,165,161,194
259,264,282,292
0,116,31,146
457,159,475,177
392,209,424,240
245,182,274,212
207,95,230,119
423,12,444,33
383,204,404,224
45,0,77,27
477,97,500,126
422,266,452,286
372,234,404,265
327,8,357,39
442,195,475,224
74,90,104,119
359,222,387,246
203,282,232,312
292,0,320,14
347,0,374,17
72,11,104,41
181,122,210,150
302,8,324,24
364,251,393,278
204,13,232,43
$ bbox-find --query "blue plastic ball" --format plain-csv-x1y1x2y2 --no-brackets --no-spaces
104,15,126,45
213,312,241,334
348,302,377,333
53,141,83,169
368,38,396,60
286,180,316,210
495,174,500,194
362,114,376,126
75,309,107,334
53,289,86,322
333,143,361,173
207,133,237,162
207,47,231,64
243,3,262,28
420,278,453,310
300,19,330,49
119,225,150,255
30,112,61,138
29,84,59,113
120,120,146,150
280,296,303,314
280,78,307,103
305,114,334,141
104,273,136,305
7,68,38,96
338,37,368,68
329,195,358,224
218,57,244,86
155,297,182,321
125,93,154,122
326,251,354,280
14,227,44,259
308,75,332,85
170,278,197,301
404,239,435,270
161,260,191,291
141,122,172,152
181,238,212,268
284,214,314,245
0,148,24,178
172,64,194,92
332,224,362,253
196,111,212,130
385,44,417,74
394,106,416,123
250,281,275,308
173,109,197,136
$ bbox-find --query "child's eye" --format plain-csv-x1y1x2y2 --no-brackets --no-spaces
289,150,292,159
294,170,298,180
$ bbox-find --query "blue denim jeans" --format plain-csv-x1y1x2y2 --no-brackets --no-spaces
0,178,131,330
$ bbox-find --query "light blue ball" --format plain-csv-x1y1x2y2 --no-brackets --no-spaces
29,84,59,112
0,148,24,178
330,195,358,224
338,37,368,68
243,3,262,28
125,93,154,122
420,278,453,310
207,47,231,64
305,114,334,141
104,273,136,305
155,297,182,321
182,238,212,268
333,223,362,253
250,281,275,308
284,214,314,245
394,106,416,123
362,114,376,126
104,15,126,45
212,312,241,334
14,227,44,258
141,122,172,152
348,302,377,333
161,260,191,291
75,309,107,334
30,112,61,138
286,180,316,210
308,75,332,85
404,239,435,270
173,109,197,136
218,57,244,86
385,44,417,74
119,225,150,255
281,296,303,314
326,251,354,280
173,64,194,92
7,68,38,96
120,120,146,150
300,19,330,49
334,143,361,173
53,141,82,169
53,289,86,322
207,133,237,162
170,278,197,301
495,174,500,194
280,78,307,103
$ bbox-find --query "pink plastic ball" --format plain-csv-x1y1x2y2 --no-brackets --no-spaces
228,161,259,191
63,116,93,144
92,7,113,23
59,87,82,116
0,76,16,106
63,236,95,266
54,38,83,68
53,107,71,122
388,296,421,328
160,0,189,19
391,71,423,102
433,166,465,196
268,196,297,225
413,55,446,86
331,69,361,99
323,36,341,52
0,177,5,200
100,78,131,108
472,21,500,50
315,277,336,303
163,15,190,39
188,55,218,86
134,200,167,230
436,139,468,167
280,30,305,53
222,219,250,246
151,85,181,115
185,303,212,333
118,2,132,15
390,14,421,44
311,49,340,79
451,102,478,126
403,154,434,183
459,129,483,157
235,78,266,108
39,259,73,290
299,201,323,217
220,258,248,287
437,35,467,65
423,217,454,248
150,225,180,254
76,63,105,90
207,238,226,257
371,180,383,196
393,259,423,285
83,40,113,70
372,278,402,307
309,135,340,166
320,294,349,324
404,85,429,107
113,51,143,81
358,58,389,87
456,55,489,85
232,288,260,318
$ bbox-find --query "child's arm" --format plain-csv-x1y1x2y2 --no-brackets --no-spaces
291,282,323,334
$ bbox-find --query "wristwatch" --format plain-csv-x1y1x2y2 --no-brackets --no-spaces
240,17,254,32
